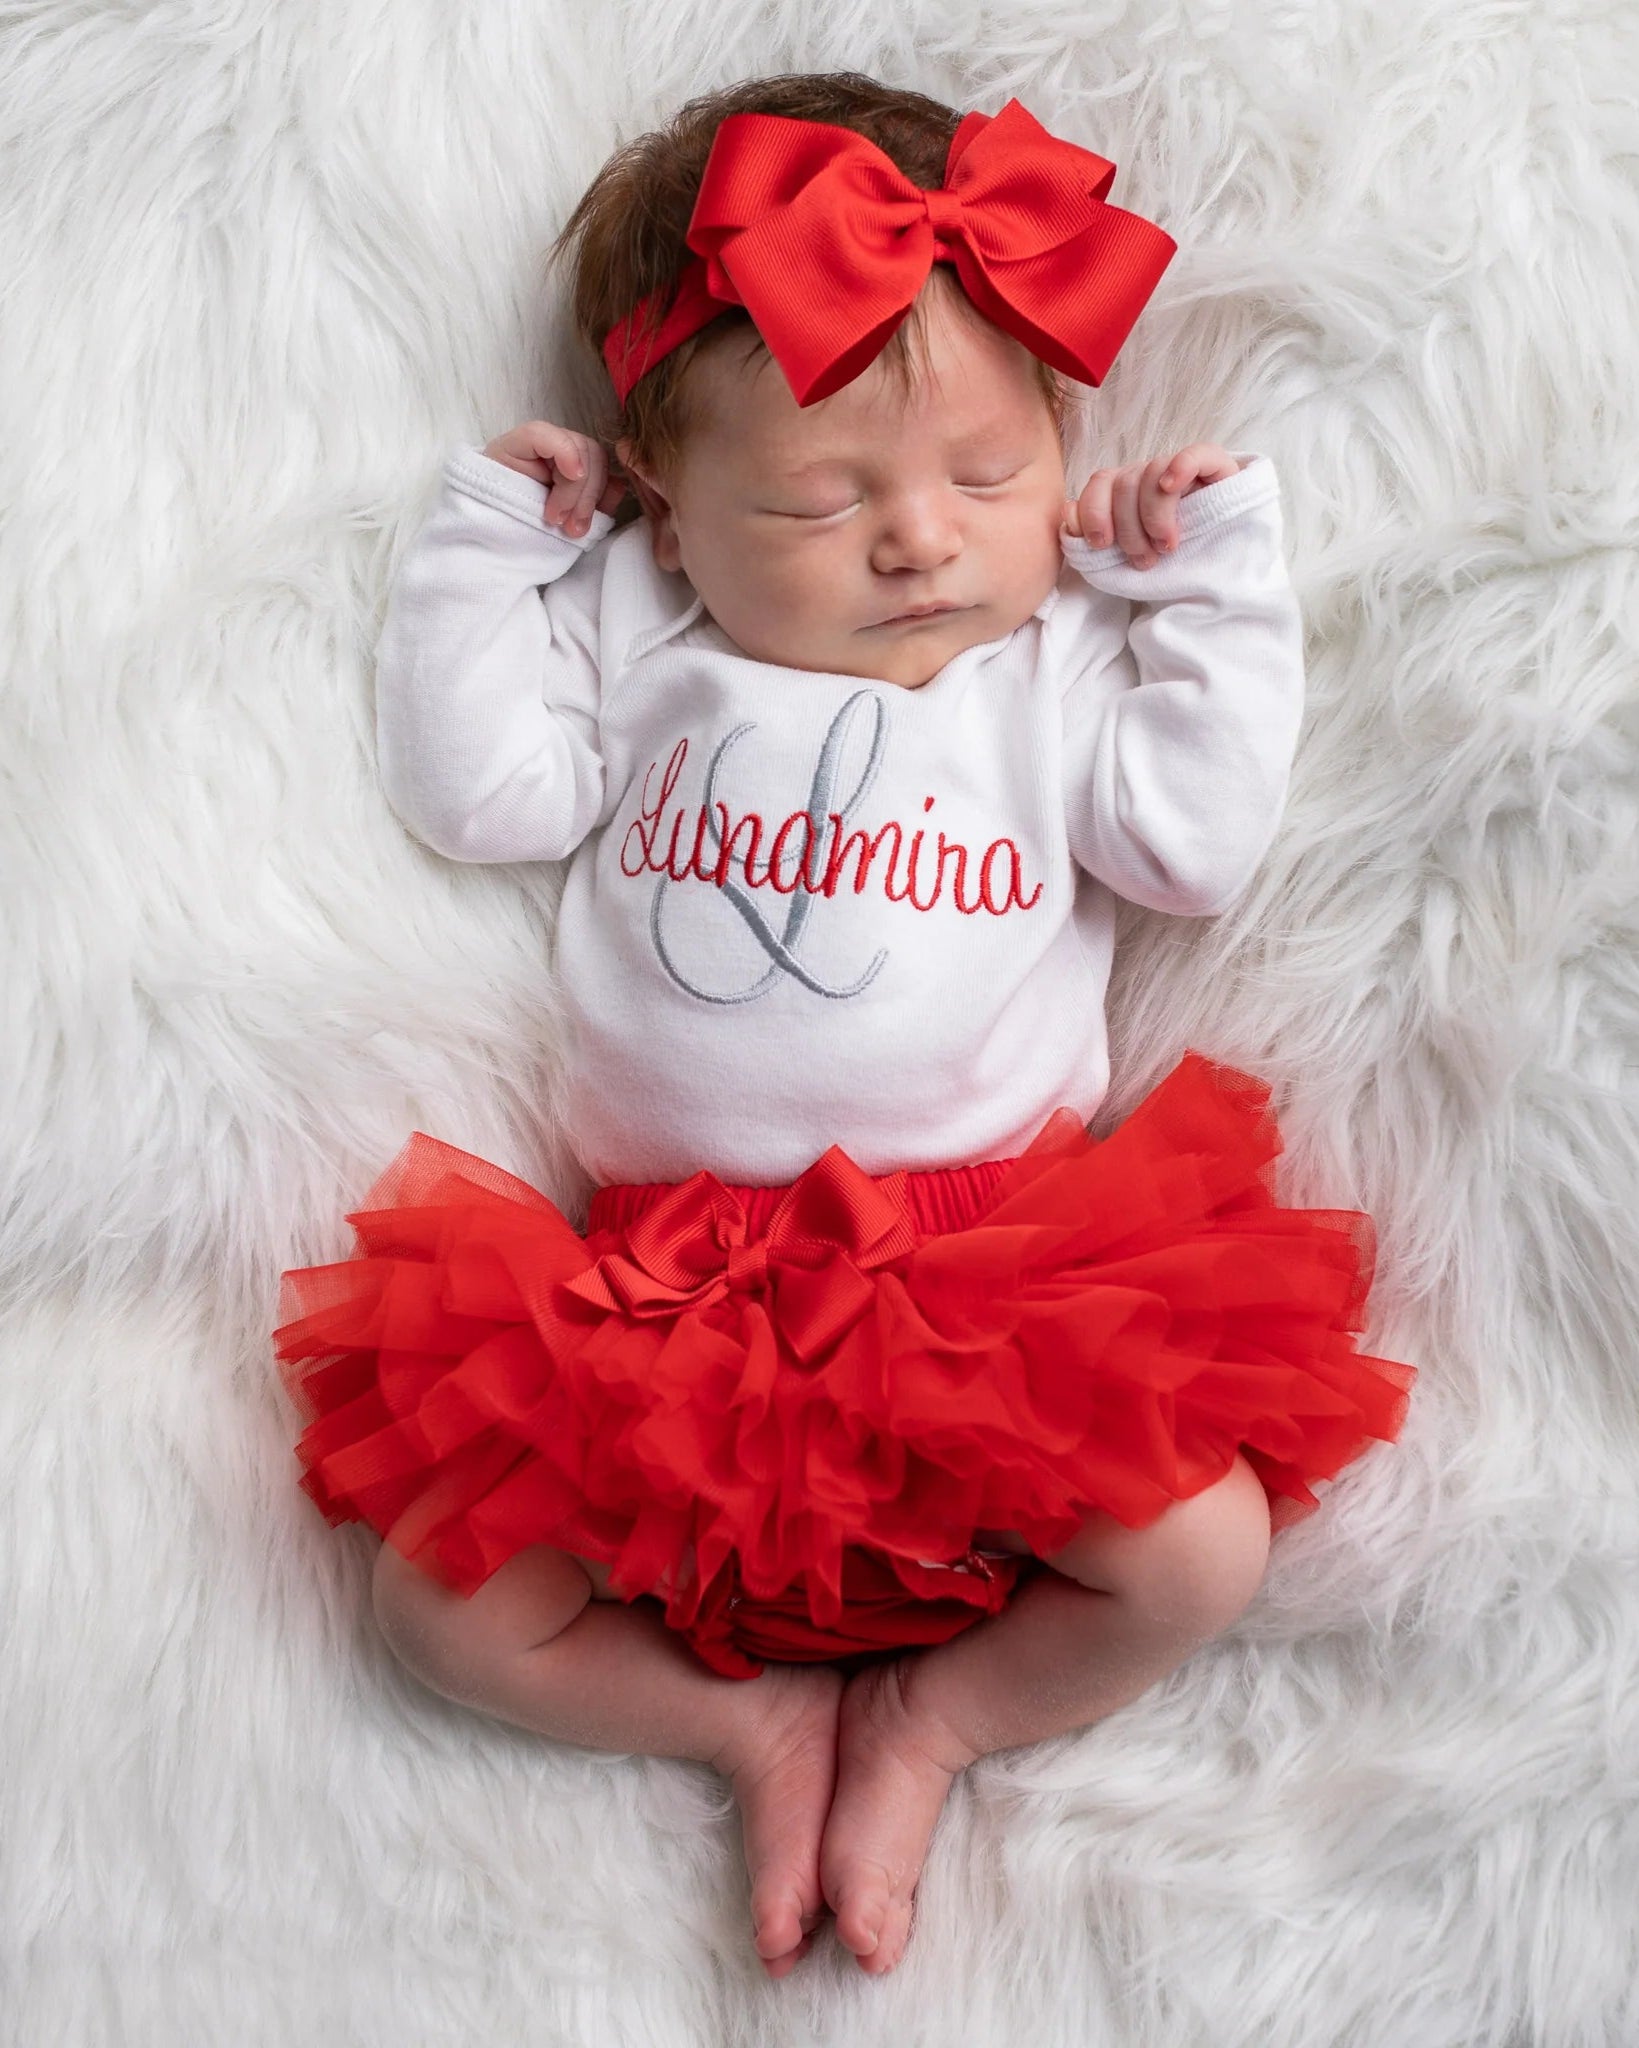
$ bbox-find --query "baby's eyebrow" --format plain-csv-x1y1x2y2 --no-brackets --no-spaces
774,433,1027,482
952,421,1030,449
776,454,859,480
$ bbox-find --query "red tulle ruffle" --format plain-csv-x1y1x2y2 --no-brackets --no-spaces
273,1051,1417,1679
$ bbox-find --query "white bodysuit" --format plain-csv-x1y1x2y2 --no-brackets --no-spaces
375,445,1304,1187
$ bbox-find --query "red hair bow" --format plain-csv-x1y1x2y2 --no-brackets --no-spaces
601,98,1177,408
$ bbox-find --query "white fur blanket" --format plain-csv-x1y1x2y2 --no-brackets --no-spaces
4,3,1636,2042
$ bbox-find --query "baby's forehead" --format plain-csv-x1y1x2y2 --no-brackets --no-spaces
700,376,1056,476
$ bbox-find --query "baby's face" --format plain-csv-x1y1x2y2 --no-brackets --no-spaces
619,275,1069,691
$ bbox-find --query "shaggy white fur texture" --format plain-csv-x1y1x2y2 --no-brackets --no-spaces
4,2,1637,2042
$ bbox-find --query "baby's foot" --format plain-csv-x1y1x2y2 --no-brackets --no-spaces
819,1657,977,1975
713,1661,846,1979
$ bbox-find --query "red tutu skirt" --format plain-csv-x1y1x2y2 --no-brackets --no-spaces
272,1052,1417,1681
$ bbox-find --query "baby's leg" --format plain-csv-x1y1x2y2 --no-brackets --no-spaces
371,1530,843,1977
820,1454,1274,1975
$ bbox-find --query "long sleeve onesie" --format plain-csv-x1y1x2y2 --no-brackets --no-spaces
374,446,1305,1187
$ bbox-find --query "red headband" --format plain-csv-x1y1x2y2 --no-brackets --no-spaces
600,97,1177,410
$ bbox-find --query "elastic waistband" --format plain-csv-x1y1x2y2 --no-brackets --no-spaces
587,1154,1018,1241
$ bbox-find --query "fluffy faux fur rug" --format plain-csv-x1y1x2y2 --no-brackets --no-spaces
4,2,1636,2042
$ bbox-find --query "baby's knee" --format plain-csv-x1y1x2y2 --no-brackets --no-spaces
371,1529,593,1701
1047,1453,1272,1634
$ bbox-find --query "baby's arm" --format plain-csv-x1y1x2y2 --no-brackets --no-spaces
373,444,617,864
1056,453,1306,917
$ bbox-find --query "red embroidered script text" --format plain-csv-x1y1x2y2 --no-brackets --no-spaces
619,739,1043,916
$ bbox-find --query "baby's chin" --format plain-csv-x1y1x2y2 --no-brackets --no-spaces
843,593,1044,688
845,621,993,689
742,594,1045,689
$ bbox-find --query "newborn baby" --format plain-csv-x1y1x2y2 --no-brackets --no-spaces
371,260,1282,1973
278,74,1414,1988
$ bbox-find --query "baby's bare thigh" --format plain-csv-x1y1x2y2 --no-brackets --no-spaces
1040,1456,1273,1621
977,1453,1272,1593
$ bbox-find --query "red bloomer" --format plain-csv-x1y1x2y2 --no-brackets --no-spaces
272,1051,1417,1680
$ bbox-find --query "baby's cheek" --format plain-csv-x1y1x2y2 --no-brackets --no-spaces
780,558,859,623
1026,514,1071,592
722,562,849,661
703,542,785,608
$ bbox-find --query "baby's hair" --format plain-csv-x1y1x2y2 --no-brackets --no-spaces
549,71,1070,483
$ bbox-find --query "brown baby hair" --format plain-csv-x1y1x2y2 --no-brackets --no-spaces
549,71,1071,489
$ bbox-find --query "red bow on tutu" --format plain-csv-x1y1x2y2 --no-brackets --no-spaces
562,1147,920,1363
601,97,1177,407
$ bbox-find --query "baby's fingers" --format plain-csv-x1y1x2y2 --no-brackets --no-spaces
485,418,577,485
1070,469,1117,545
546,438,609,535
1138,458,1184,554
480,421,612,534
1109,468,1157,565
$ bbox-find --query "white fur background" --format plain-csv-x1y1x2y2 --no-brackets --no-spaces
3,1,1637,2042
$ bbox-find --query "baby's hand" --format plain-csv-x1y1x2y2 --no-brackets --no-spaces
1061,444,1242,568
482,420,629,538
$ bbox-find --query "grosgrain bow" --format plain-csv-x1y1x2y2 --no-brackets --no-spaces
562,1149,920,1363
601,97,1177,407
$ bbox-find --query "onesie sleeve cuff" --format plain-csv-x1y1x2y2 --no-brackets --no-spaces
1060,451,1276,573
442,444,618,550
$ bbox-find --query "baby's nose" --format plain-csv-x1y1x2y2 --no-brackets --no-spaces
872,503,961,571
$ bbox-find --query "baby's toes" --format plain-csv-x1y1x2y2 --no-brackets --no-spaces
760,1911,825,1979
831,1859,909,1966
861,1888,915,1976
751,1878,812,1965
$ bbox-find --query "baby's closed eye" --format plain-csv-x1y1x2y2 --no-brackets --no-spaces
766,501,858,521
765,468,1026,520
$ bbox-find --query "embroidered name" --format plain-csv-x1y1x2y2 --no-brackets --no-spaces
620,690,1041,1008
620,746,1043,916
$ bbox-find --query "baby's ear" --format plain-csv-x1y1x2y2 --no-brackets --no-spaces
615,448,683,570
615,441,664,514
625,471,672,525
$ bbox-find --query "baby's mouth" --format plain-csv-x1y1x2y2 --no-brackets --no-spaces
871,603,968,627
